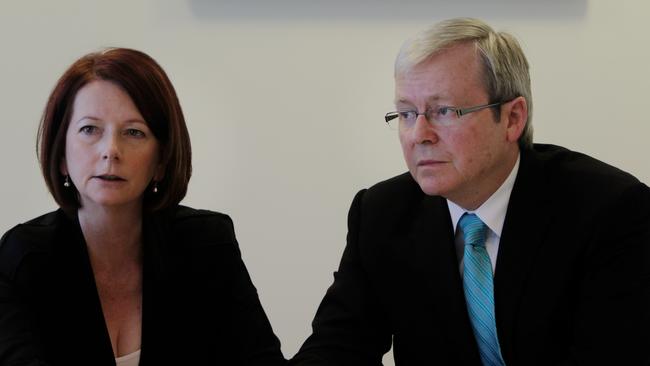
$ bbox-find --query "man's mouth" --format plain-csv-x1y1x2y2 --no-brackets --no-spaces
417,159,445,166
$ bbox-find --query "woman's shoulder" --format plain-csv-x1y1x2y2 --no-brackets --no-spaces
153,206,244,273
163,205,238,247
173,205,232,222
0,210,67,277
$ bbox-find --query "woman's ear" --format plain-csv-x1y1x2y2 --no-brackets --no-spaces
154,163,165,182
60,157,68,176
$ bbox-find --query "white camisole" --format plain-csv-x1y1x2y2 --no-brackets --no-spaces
115,349,141,366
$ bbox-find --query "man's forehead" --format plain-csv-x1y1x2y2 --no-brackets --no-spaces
394,68,456,104
394,46,485,104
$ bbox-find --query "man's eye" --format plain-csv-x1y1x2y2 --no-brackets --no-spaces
437,107,451,116
399,111,417,120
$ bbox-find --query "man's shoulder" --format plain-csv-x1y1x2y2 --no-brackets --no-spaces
525,144,648,208
353,172,445,222
529,144,643,190
363,172,423,203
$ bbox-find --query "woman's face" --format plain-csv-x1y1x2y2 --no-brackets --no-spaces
61,80,163,211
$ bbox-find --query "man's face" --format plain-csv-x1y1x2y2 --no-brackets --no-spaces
396,42,519,209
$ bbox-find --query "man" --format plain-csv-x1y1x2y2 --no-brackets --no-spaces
290,18,650,365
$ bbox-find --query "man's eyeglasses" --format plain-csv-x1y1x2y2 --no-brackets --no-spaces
384,101,504,129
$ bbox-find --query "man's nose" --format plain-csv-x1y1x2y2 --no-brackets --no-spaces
412,114,439,145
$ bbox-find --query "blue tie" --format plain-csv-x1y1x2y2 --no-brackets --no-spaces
459,213,505,366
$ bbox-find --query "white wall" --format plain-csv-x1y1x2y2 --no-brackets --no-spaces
1,1,648,364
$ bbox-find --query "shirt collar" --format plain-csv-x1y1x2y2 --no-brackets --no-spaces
447,153,520,237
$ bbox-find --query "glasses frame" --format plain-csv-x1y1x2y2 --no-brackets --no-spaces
384,101,504,126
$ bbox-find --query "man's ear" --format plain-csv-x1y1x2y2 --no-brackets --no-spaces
503,96,528,143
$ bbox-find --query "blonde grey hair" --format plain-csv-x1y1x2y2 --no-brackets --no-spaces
395,18,533,148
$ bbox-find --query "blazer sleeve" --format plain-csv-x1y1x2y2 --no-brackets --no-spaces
219,215,287,366
562,182,650,365
290,190,392,366
0,229,51,366
167,208,287,366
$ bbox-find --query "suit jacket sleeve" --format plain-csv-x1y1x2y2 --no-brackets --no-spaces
563,182,650,365
290,190,392,366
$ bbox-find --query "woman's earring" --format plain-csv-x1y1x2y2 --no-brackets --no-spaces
63,175,71,188
153,181,158,193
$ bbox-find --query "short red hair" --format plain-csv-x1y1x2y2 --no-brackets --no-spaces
37,48,192,213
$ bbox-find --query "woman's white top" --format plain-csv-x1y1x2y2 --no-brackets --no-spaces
115,349,141,366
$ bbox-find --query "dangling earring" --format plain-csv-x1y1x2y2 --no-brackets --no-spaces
63,175,71,188
153,181,158,193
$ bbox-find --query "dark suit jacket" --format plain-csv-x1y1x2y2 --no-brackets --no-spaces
0,205,286,366
291,144,650,365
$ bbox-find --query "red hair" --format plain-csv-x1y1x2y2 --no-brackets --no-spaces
37,48,192,213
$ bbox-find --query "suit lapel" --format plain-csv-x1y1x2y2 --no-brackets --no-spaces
410,195,482,364
494,148,553,362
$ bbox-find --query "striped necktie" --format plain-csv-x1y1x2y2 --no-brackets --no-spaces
459,213,505,366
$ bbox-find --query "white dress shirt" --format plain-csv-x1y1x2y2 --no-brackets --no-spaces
447,154,520,274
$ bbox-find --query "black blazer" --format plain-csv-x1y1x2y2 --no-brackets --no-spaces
291,144,650,365
0,205,286,366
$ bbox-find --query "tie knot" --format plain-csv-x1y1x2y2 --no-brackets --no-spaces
459,213,487,248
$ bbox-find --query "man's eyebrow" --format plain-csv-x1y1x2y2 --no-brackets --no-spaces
394,95,443,105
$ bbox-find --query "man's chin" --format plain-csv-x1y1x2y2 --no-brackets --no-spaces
415,178,447,197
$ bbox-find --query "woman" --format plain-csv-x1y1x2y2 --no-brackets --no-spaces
0,48,286,365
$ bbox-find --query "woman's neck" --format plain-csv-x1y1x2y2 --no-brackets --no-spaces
77,203,144,274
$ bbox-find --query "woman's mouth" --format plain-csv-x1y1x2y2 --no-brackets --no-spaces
95,174,126,181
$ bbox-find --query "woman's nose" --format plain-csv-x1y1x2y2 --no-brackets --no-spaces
101,134,121,161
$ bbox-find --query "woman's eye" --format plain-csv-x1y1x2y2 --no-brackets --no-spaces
79,125,97,134
126,129,145,138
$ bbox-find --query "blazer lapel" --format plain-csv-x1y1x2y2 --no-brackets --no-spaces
139,208,174,365
55,213,115,363
494,149,553,363
410,195,482,364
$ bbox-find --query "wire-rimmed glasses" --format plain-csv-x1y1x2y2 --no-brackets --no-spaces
384,101,504,129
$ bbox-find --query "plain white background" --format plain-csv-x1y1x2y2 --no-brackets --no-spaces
1,1,648,364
